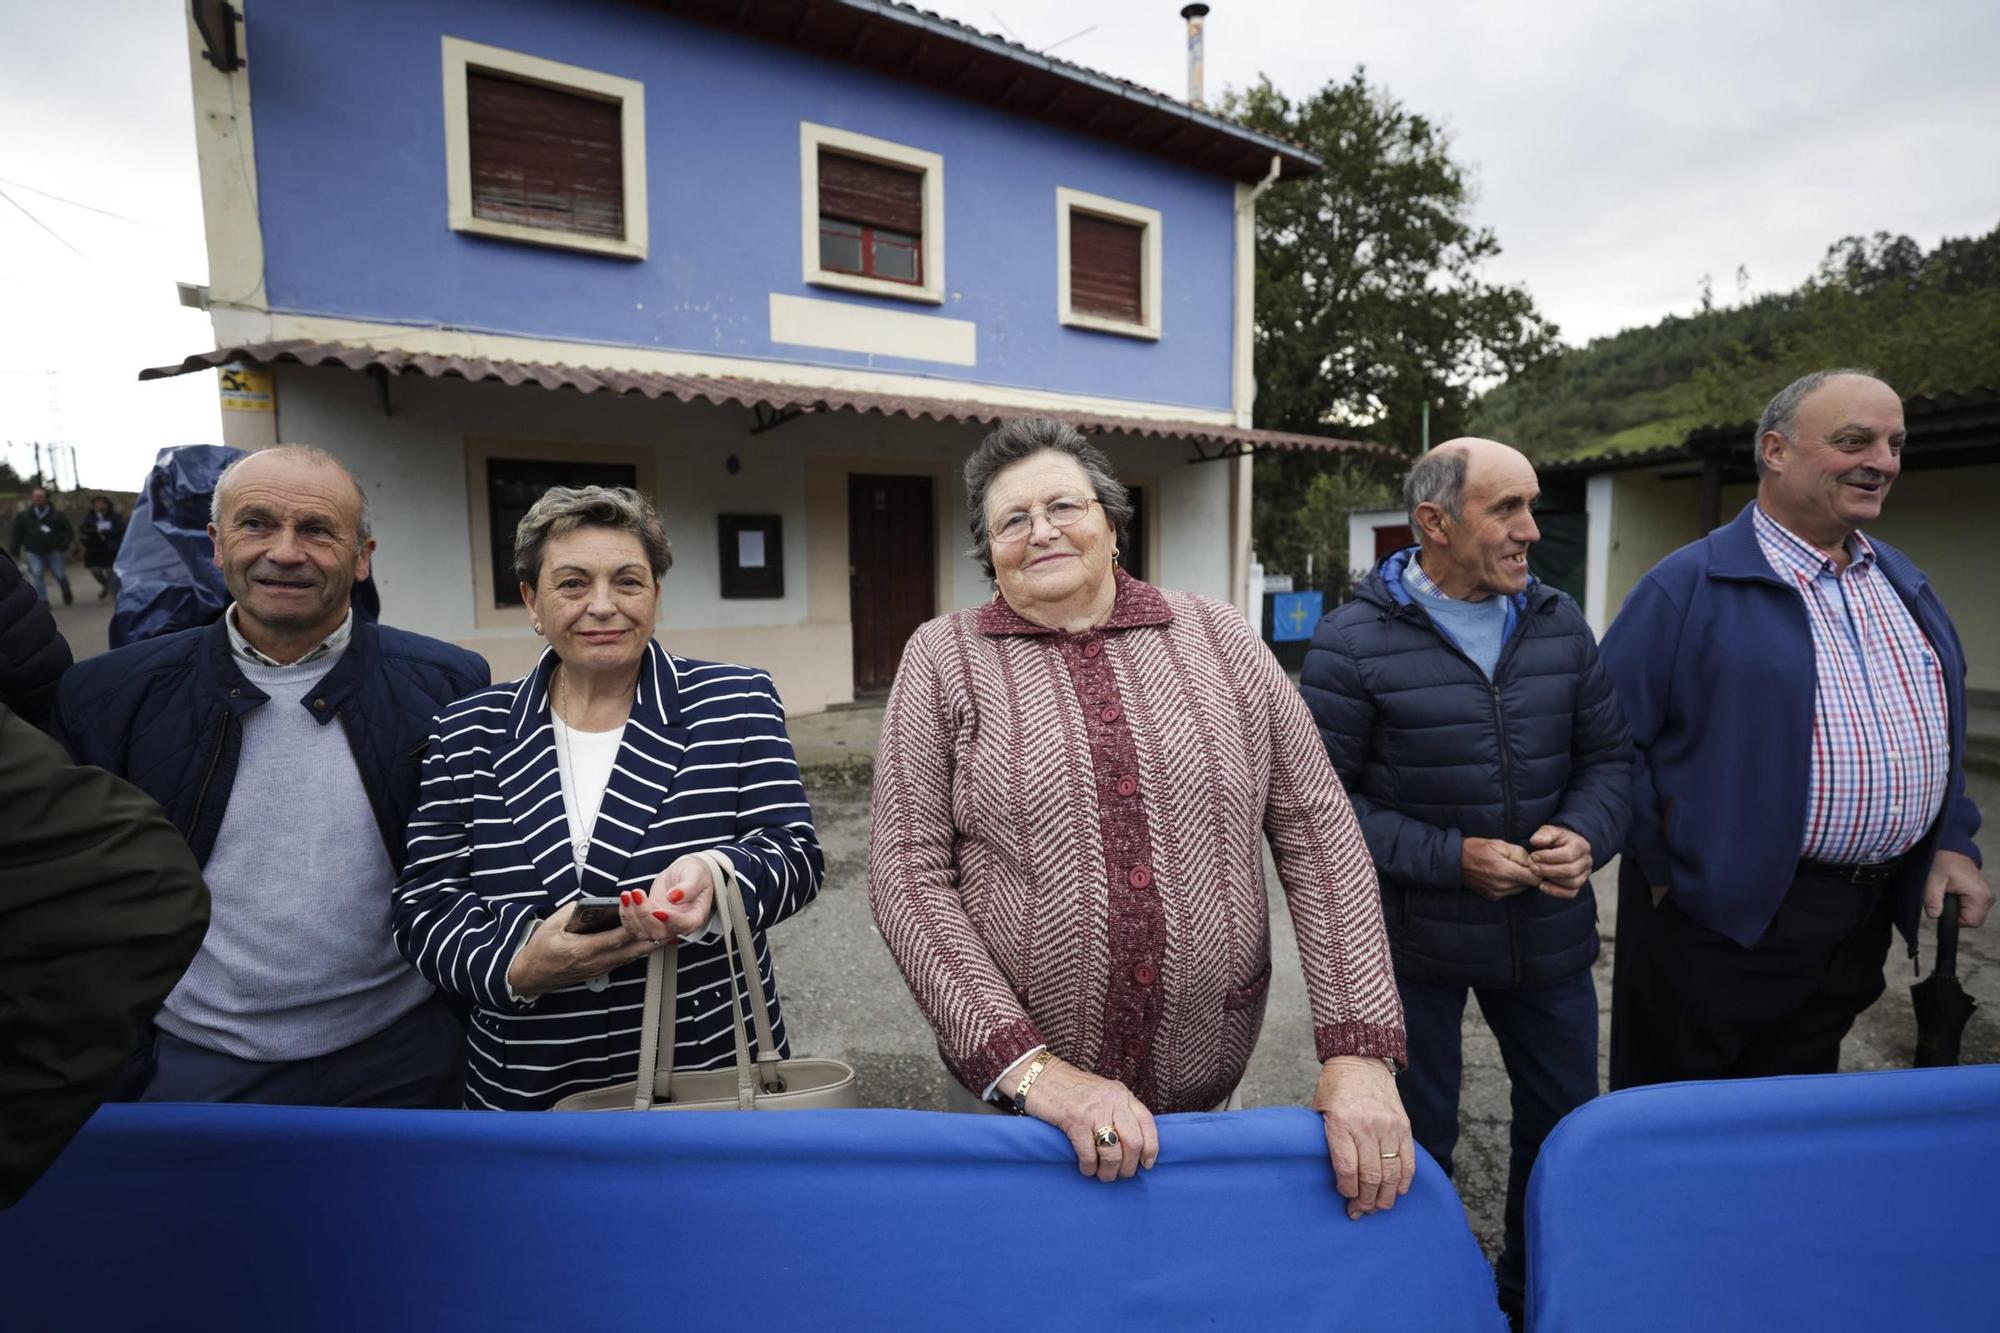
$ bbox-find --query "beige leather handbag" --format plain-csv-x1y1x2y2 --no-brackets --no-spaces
554,850,858,1112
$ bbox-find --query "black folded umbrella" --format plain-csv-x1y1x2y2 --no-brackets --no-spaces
1913,893,1977,1068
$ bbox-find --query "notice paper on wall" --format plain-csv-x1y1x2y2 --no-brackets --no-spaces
737,529,767,569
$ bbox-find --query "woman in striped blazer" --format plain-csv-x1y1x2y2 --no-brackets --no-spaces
394,486,823,1111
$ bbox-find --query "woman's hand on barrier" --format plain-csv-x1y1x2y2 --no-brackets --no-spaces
1018,1058,1159,1182
506,903,660,999
625,856,716,942
1314,1055,1415,1220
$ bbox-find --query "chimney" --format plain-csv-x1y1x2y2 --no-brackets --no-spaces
1181,4,1210,109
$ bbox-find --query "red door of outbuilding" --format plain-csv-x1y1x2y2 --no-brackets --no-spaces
1373,523,1414,562
849,474,936,692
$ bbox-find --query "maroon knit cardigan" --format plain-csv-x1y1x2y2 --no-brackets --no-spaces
869,572,1405,1113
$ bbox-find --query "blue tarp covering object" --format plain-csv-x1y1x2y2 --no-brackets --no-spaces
108,444,246,648
1527,1066,2000,1332
0,1104,1504,1332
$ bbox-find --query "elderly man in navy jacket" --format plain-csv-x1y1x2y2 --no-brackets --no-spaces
1302,437,1631,1328
1602,370,1989,1089
53,446,489,1107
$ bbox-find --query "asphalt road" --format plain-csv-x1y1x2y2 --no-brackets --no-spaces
771,768,2000,1259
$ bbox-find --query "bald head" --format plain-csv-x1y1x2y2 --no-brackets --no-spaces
1403,436,1541,600
213,445,370,544
1403,437,1533,532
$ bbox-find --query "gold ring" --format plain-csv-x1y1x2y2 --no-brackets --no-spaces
1380,1151,1400,1159
1093,1125,1120,1149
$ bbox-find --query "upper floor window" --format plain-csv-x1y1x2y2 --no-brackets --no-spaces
442,37,647,260
800,123,944,304
1057,187,1162,340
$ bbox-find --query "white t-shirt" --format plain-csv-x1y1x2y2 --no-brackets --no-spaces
552,713,626,872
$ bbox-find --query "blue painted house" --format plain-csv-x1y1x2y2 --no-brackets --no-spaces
152,0,1369,709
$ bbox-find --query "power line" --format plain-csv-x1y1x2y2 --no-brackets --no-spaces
0,186,85,259
0,175,147,226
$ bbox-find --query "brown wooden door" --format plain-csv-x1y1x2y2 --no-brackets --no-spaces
1373,523,1414,562
849,474,936,692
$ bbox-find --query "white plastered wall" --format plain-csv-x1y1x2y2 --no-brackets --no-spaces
270,366,1233,710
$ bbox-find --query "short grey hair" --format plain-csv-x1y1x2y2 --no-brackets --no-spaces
513,485,673,587
962,416,1133,580
1402,446,1469,539
211,444,373,544
1754,368,1881,477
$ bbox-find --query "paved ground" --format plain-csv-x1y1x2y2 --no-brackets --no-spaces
770,760,2000,1261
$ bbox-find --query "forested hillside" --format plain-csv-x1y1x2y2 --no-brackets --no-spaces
1470,225,2000,459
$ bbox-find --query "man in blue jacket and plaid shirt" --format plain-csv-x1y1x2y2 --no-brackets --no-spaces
1301,437,1632,1329
1601,369,1989,1089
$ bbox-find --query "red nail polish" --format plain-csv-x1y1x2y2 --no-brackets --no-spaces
619,892,631,905
668,890,684,904
653,910,669,922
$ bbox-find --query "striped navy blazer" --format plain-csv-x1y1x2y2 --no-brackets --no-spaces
393,641,823,1111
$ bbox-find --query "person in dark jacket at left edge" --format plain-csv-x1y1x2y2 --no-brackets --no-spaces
54,445,489,1108
1300,437,1632,1330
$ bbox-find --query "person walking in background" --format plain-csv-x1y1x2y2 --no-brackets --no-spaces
870,418,1412,1216
9,487,74,606
79,496,125,602
1299,437,1631,1328
52,445,488,1107
1602,369,1989,1089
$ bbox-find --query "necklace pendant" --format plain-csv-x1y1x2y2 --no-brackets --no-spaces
572,840,589,865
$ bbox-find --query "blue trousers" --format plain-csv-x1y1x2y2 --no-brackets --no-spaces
22,549,70,601
1396,969,1598,1320
138,995,466,1109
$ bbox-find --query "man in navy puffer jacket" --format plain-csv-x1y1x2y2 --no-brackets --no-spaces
53,446,488,1107
1300,438,1631,1328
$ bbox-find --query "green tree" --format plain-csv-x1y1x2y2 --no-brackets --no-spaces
1222,71,1556,576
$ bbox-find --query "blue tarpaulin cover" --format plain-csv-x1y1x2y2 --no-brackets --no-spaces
1527,1066,2000,1332
109,444,246,648
0,1104,1504,1332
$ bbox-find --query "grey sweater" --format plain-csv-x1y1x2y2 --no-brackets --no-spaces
154,646,434,1061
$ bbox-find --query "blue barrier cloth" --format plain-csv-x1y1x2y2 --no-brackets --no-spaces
0,1104,1501,1332
1271,590,1325,642
1527,1066,2000,1332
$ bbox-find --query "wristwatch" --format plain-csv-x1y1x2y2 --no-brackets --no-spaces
1001,1050,1058,1115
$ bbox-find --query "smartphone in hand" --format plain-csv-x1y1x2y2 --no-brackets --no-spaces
565,896,625,934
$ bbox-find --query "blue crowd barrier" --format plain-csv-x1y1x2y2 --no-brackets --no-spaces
0,1104,1502,1332
1527,1065,2000,1332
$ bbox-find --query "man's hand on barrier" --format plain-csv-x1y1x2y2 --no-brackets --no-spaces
1528,825,1593,898
1015,1058,1159,1183
506,903,661,999
1924,850,1994,928
1462,837,1540,900
1315,1056,1415,1220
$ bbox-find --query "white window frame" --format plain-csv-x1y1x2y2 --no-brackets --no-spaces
441,36,648,260
800,122,945,305
1057,187,1162,341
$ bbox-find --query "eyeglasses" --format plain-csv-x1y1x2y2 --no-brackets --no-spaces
989,496,1099,544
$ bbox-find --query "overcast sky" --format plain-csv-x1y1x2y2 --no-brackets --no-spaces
3,0,1996,488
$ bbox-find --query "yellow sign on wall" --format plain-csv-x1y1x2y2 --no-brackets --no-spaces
218,365,273,413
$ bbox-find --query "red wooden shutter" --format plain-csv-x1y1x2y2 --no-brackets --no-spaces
467,71,624,239
1070,211,1144,323
817,150,923,235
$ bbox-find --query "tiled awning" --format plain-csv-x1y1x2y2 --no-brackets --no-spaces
139,341,1397,461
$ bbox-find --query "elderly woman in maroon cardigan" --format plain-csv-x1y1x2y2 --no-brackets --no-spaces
869,417,1412,1218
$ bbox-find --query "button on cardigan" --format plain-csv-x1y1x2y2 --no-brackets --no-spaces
869,572,1404,1114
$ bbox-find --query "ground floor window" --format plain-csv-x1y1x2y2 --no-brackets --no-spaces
485,456,638,606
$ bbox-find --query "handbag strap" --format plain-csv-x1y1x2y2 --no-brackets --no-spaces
701,851,786,1089
634,938,676,1110
635,852,781,1109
